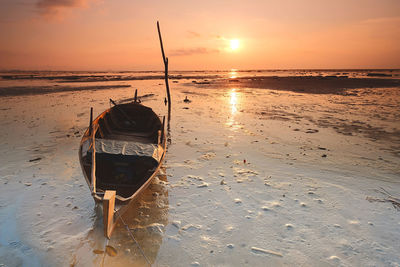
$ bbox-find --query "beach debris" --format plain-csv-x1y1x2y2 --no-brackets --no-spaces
220,179,226,185
24,182,32,186
235,168,258,175
105,245,117,257
305,129,319,134
172,220,181,228
243,159,246,164
321,154,327,158
29,157,42,162
227,243,235,249
348,220,360,225
250,247,283,257
181,224,201,231
145,223,165,235
93,249,104,254
234,198,242,204
184,96,192,103
187,175,203,181
366,187,400,210
199,152,216,160
197,182,209,188
191,262,200,266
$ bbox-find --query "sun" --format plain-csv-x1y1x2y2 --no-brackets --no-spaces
230,39,240,51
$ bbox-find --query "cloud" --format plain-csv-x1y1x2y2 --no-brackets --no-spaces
170,47,219,57
36,0,92,18
186,31,201,38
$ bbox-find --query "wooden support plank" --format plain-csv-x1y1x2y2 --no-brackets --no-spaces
91,131,96,194
103,190,116,238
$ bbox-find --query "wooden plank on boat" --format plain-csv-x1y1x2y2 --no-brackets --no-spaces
103,190,116,238
91,130,96,194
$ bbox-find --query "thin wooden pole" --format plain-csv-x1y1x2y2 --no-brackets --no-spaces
88,107,93,135
91,129,96,194
157,21,171,112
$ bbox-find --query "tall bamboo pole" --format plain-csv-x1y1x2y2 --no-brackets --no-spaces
157,21,171,112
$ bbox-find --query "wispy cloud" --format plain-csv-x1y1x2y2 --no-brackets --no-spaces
36,0,93,18
170,47,219,56
186,31,201,38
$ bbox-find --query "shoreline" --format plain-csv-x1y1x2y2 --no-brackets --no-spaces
191,76,400,94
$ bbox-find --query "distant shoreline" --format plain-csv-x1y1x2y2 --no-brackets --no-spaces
1,70,399,96
191,76,400,94
1,68,400,73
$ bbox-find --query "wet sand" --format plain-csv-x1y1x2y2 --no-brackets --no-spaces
0,77,400,266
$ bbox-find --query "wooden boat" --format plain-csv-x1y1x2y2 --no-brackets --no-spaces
79,93,166,237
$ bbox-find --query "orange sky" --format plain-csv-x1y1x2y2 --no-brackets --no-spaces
1,0,399,70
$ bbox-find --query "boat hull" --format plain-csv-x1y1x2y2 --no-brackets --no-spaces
78,102,166,205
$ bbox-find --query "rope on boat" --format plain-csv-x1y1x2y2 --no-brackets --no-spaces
114,208,151,266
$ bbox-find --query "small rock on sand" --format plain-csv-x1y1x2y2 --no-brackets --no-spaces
227,244,235,249
172,220,181,228
285,223,294,229
93,249,104,254
328,255,341,264
105,245,117,257
234,198,242,204
24,183,32,186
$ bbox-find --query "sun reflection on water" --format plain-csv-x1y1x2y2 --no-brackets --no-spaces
229,69,237,79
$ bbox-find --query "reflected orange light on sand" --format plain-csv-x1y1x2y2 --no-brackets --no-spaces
230,89,238,114
226,88,242,130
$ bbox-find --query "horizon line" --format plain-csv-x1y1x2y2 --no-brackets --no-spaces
1,68,399,73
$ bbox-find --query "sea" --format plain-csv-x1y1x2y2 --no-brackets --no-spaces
0,69,399,96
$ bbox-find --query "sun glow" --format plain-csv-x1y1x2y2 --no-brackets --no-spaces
230,39,240,51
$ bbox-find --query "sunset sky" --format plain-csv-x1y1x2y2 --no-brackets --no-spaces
1,0,399,70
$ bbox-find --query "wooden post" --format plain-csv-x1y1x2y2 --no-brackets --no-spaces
103,190,116,238
91,131,96,194
157,21,171,112
134,89,138,103
88,107,93,135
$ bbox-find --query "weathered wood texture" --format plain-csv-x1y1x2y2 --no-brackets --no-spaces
103,190,116,238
